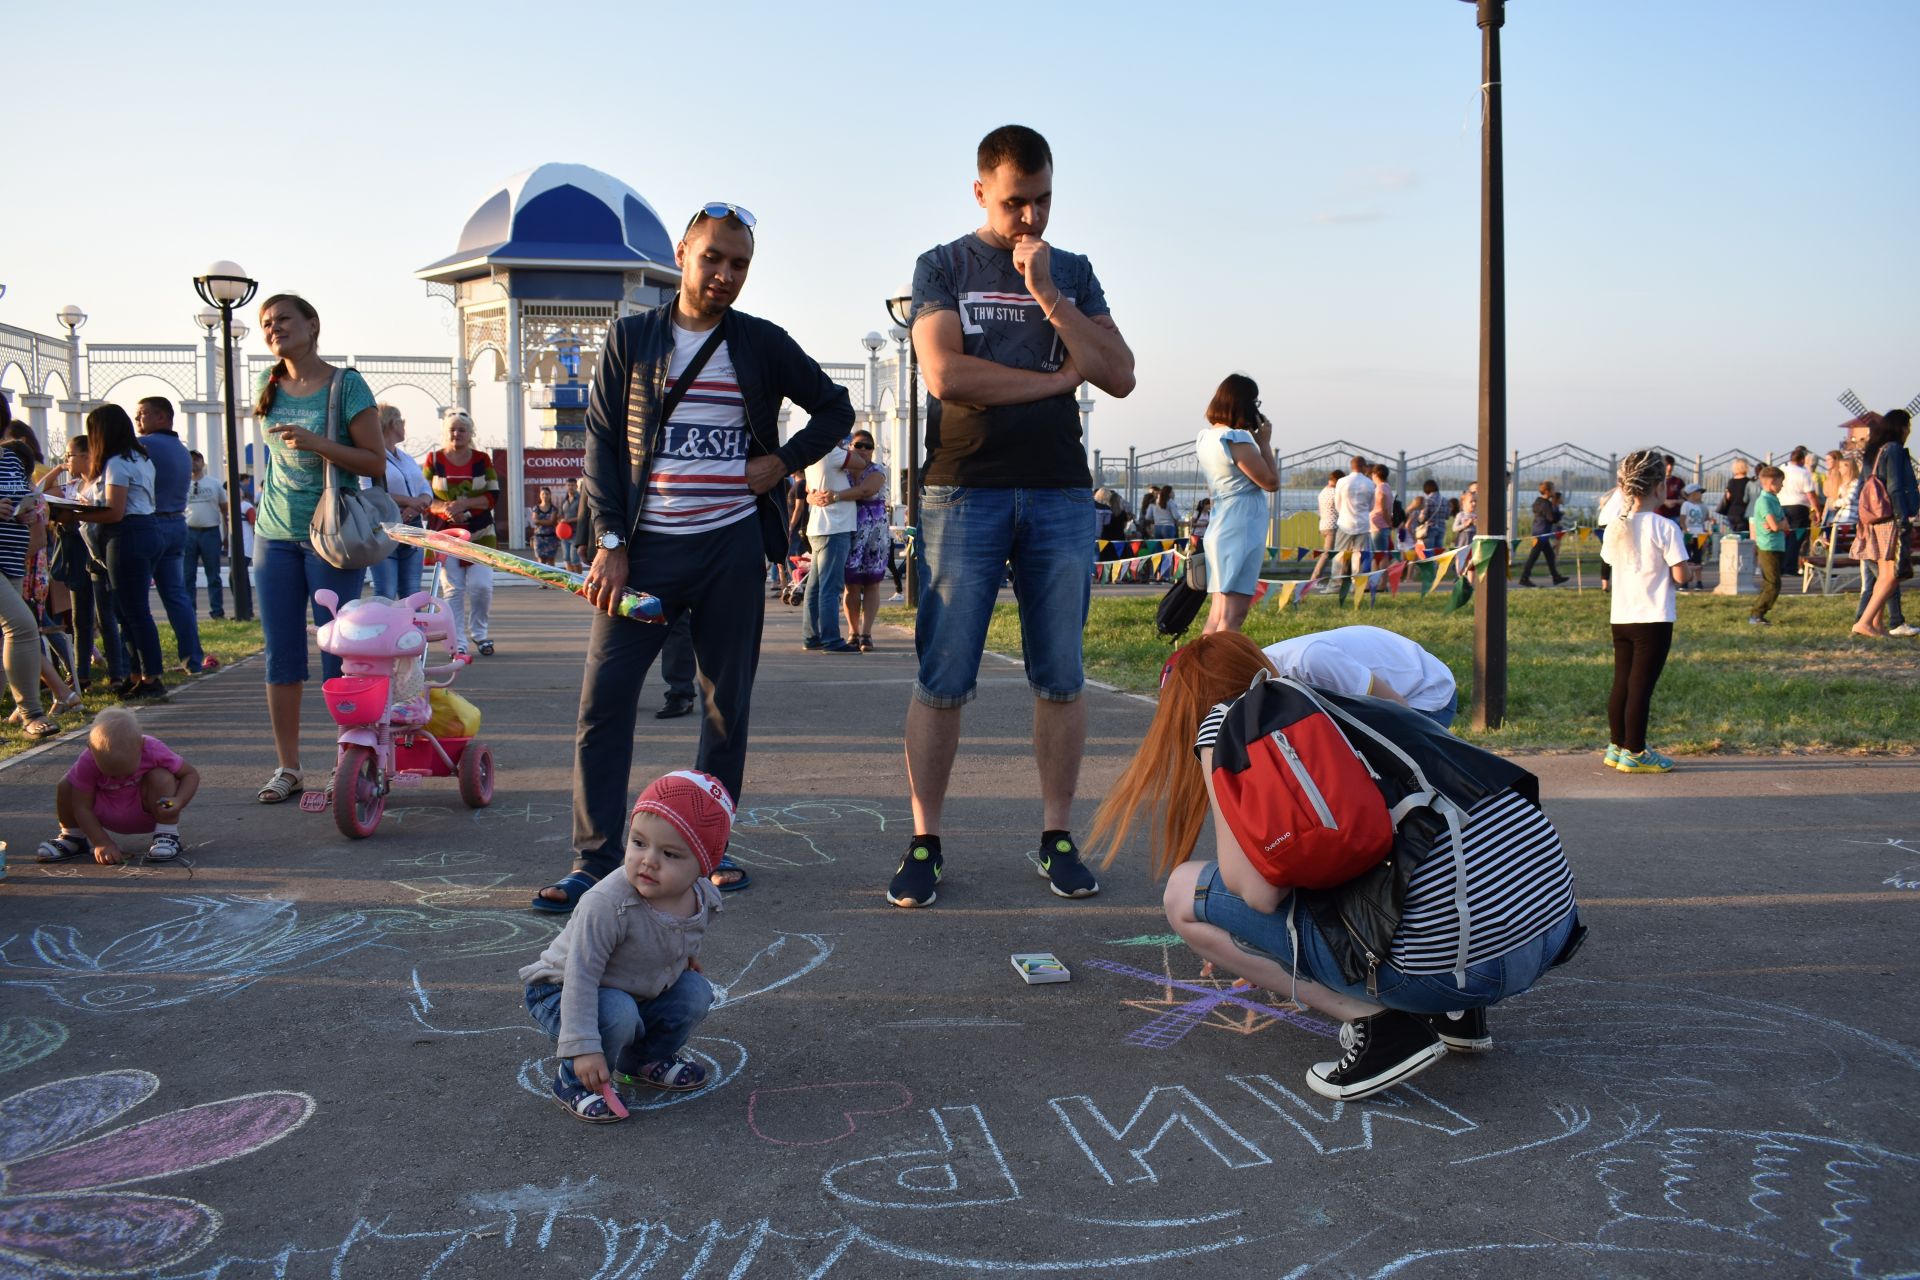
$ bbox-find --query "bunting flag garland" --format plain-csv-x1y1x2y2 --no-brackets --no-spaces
1386,560,1408,595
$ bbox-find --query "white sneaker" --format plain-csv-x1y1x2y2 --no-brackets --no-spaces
1890,624,1920,637
886,593,903,604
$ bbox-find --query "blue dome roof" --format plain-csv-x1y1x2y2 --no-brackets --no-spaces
417,163,676,276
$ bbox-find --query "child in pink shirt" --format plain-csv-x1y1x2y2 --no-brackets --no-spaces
37,708,199,864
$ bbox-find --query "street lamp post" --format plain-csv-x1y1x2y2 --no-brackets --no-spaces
193,261,258,622
55,305,87,443
885,290,920,607
1462,0,1509,731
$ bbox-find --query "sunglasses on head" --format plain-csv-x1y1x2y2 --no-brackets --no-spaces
686,201,756,233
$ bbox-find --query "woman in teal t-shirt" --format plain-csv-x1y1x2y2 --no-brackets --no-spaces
251,294,385,805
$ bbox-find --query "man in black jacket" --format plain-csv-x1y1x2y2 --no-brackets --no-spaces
536,205,853,911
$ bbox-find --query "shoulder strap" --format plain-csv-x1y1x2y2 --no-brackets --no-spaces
321,369,346,495
659,326,727,428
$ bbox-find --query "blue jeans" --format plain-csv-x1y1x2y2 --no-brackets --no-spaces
803,530,851,646
150,515,202,669
255,537,367,684
1419,689,1458,730
369,542,423,600
101,515,165,680
913,486,1096,707
187,525,224,618
523,969,713,1088
1191,863,1578,1014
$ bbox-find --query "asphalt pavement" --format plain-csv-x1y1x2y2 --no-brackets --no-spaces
1,580,1916,1279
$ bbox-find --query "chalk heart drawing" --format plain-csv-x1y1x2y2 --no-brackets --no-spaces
0,1069,312,1279
748,1082,915,1147
0,1020,67,1076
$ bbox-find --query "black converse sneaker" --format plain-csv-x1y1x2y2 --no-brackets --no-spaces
1307,1010,1446,1101
1034,835,1099,899
1422,1008,1492,1053
887,841,942,908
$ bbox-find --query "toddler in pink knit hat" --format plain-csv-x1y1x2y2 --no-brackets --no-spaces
519,770,735,1123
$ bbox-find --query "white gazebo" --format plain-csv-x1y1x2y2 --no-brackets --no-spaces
416,163,683,533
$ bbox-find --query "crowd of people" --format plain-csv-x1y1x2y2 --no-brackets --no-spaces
14,122,1909,1125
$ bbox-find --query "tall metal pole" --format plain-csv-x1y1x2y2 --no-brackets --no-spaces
905,344,921,607
219,309,255,622
1469,0,1509,731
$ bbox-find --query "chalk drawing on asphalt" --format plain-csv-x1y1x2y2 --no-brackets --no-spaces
1841,836,1920,889
0,1017,68,1075
0,894,562,1013
725,800,911,869
0,1068,312,1277
151,1194,1258,1278
749,1082,915,1146
407,969,540,1039
1085,952,1339,1049
514,1037,747,1113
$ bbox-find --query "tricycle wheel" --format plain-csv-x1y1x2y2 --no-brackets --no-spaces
458,741,494,809
334,745,386,838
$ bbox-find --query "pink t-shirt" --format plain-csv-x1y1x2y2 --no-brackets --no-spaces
65,735,185,799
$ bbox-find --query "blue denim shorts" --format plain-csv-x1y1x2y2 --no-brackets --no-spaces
256,537,367,684
913,486,1096,707
1190,862,1577,1014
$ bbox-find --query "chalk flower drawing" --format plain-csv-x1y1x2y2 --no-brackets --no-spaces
0,1069,312,1278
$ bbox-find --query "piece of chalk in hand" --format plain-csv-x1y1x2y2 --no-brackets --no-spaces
600,1084,628,1118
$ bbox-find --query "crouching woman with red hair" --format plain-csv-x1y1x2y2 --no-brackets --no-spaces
1088,630,1583,1102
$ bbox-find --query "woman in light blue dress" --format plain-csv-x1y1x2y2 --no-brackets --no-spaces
1195,374,1278,634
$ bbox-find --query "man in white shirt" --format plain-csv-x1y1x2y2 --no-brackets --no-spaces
1264,625,1459,728
801,444,876,653
183,450,228,620
1308,470,1341,592
1332,456,1377,604
1778,446,1816,576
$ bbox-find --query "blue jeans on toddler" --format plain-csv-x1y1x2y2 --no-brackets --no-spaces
524,968,714,1089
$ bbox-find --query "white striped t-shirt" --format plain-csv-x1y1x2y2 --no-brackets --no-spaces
638,323,754,537
1194,701,1574,972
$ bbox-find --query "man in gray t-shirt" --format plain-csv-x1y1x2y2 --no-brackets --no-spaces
888,124,1137,912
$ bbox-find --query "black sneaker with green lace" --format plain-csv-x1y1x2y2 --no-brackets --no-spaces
887,838,942,908
1035,832,1099,899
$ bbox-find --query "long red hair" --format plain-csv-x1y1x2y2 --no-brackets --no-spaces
1087,631,1277,881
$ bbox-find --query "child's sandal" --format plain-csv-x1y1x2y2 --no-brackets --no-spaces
36,833,87,863
624,1056,709,1092
549,1077,622,1124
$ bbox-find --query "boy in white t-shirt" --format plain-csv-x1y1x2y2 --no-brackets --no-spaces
1678,483,1710,591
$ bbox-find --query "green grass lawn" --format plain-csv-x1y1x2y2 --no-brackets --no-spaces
0,616,264,761
883,589,1920,755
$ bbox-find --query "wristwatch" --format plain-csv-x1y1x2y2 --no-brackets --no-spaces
600,532,625,551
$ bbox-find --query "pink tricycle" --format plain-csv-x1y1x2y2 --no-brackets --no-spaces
311,588,494,837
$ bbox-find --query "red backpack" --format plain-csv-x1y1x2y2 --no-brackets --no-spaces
1208,673,1395,888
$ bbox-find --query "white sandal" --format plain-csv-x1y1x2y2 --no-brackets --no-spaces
257,767,303,804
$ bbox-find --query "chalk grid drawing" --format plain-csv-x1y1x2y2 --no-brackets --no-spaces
0,894,562,1013
0,1068,313,1278
1844,836,1920,889
726,800,911,870
1086,951,1339,1049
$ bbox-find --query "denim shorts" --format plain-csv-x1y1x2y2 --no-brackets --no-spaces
1190,862,1577,1014
256,537,367,684
913,486,1095,707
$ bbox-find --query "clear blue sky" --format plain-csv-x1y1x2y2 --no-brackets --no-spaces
4,0,1914,460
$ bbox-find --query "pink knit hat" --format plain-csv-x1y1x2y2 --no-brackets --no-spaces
631,770,736,875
